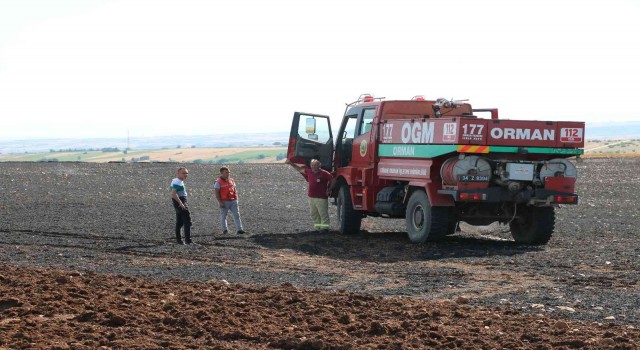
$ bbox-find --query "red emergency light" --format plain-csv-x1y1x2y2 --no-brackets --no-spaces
361,94,374,103
412,95,426,101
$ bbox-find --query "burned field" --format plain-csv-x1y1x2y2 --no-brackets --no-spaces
0,158,638,349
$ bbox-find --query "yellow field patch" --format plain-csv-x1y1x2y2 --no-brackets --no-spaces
0,147,287,163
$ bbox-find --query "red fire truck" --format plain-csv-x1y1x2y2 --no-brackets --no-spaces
287,94,584,244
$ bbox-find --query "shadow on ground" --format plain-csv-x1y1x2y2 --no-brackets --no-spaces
250,230,542,263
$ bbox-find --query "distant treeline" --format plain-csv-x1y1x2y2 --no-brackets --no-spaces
192,153,285,165
590,139,640,143
36,153,286,164
50,147,124,153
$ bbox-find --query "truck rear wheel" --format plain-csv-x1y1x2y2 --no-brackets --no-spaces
405,190,449,243
509,205,555,245
337,185,362,235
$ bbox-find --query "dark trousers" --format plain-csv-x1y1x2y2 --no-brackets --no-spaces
172,197,192,243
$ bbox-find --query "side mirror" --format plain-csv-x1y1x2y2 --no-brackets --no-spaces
308,133,319,141
305,118,316,134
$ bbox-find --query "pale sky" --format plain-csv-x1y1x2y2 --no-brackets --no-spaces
1,0,639,140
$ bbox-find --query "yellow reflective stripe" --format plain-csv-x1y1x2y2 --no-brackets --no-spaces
457,145,490,153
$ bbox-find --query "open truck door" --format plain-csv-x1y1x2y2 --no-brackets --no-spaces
287,112,334,172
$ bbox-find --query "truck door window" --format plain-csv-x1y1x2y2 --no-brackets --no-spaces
358,109,376,136
337,115,358,167
343,115,358,140
298,117,331,143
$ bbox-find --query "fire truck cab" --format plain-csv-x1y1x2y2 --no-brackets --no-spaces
287,94,584,245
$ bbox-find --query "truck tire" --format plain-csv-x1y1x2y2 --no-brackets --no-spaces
337,185,362,235
405,190,449,243
509,205,555,245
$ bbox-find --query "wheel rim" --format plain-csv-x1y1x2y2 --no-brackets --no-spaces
337,196,343,223
412,204,425,230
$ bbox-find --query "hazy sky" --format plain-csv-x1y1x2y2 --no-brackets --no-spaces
1,0,638,140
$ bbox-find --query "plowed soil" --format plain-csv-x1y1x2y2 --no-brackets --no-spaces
0,158,638,349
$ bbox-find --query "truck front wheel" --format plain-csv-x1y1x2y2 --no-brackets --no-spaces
509,205,555,245
337,185,362,235
405,190,449,243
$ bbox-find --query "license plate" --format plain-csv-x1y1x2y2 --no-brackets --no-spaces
457,175,490,182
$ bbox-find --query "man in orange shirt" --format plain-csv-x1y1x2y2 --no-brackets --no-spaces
214,166,245,235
